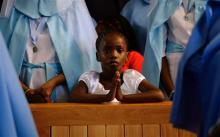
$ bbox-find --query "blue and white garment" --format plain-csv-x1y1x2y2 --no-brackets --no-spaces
0,0,14,17
0,0,101,102
142,0,206,87
0,32,38,137
79,69,145,102
171,1,220,137
166,0,208,85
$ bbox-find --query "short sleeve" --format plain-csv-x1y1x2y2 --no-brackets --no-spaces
122,69,145,93
79,71,99,93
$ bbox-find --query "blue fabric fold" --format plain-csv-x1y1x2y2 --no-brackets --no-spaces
0,32,38,137
0,0,101,96
171,1,220,137
166,40,185,53
142,0,206,87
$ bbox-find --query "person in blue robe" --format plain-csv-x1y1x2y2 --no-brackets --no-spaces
0,0,101,102
171,1,220,137
122,0,207,99
0,32,38,137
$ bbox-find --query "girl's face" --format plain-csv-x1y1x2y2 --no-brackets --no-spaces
97,33,128,73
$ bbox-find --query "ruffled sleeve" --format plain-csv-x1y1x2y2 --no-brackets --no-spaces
79,71,100,94
122,69,145,94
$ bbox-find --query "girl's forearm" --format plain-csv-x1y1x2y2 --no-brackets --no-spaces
69,93,113,103
118,91,165,103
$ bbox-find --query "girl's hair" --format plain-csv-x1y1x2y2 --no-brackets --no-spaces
96,15,138,51
96,30,128,52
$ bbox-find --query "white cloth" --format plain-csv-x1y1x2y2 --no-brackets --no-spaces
166,3,195,85
167,4,195,47
20,18,68,102
0,0,14,17
24,19,60,88
79,69,145,102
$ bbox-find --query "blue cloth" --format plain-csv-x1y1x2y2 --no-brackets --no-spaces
0,0,101,93
0,32,38,137
121,0,157,55
171,1,220,137
141,0,206,87
166,40,185,53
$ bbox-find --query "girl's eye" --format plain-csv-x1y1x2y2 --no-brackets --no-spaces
116,47,125,53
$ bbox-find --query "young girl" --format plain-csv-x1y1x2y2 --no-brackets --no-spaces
69,30,164,103
95,15,144,73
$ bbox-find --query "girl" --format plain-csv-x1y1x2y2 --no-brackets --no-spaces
69,30,164,103
95,15,144,73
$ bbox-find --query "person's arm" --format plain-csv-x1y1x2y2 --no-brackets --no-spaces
160,56,175,98
20,80,30,93
25,73,66,103
69,73,120,103
116,77,165,103
39,73,66,102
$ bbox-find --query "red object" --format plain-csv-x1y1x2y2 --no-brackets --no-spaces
121,51,144,72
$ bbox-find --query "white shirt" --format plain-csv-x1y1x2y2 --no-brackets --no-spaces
79,69,145,102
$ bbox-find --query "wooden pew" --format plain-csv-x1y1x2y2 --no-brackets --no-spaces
30,102,196,137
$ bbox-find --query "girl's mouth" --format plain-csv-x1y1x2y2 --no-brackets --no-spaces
109,61,119,66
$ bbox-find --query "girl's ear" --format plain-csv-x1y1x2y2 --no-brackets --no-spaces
96,52,101,62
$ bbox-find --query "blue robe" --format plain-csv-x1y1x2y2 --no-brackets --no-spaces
171,1,220,137
0,0,101,93
121,0,158,55
140,0,206,87
0,32,38,137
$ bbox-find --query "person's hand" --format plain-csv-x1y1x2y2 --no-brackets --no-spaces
115,71,123,101
25,88,51,103
108,71,121,101
25,82,53,103
106,71,120,101
38,82,54,103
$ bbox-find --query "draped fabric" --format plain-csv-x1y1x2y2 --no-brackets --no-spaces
121,0,157,55
142,0,181,86
171,1,220,137
0,0,15,17
0,32,38,137
141,0,206,87
0,0,101,92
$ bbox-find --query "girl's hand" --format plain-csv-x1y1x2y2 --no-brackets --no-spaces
107,71,121,101
115,71,123,101
110,71,121,101
115,84,123,101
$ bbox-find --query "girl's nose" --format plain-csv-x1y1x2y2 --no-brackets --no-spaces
110,49,118,57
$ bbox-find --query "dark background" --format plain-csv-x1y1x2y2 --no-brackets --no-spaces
85,0,129,21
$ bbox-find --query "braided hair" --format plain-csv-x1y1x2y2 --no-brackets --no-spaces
96,30,128,52
96,15,138,51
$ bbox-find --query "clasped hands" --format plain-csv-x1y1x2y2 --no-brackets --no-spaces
106,71,123,102
25,82,54,103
